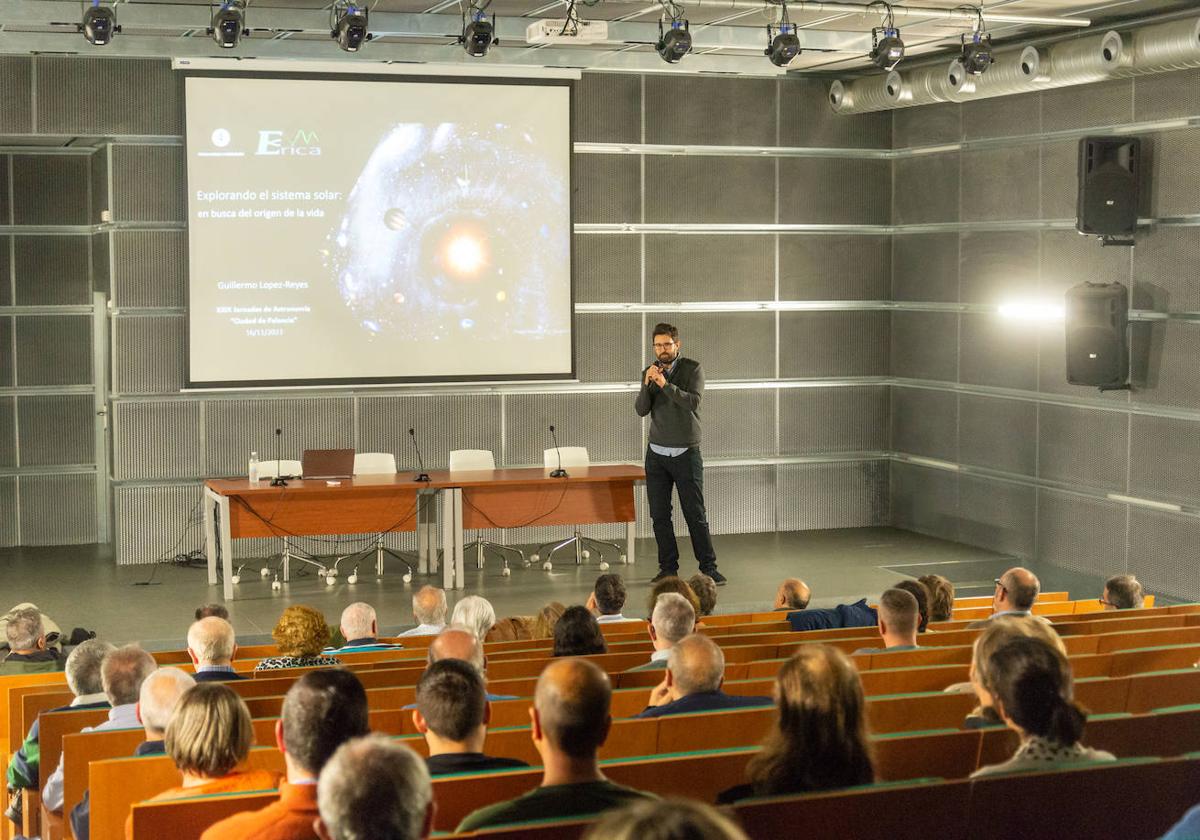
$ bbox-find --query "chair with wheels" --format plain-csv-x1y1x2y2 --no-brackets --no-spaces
252,459,329,588
531,446,625,572
449,449,526,577
326,452,415,586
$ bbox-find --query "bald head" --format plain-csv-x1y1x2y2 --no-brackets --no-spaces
139,668,197,735
428,627,484,674
997,567,1040,612
667,634,724,695
187,616,237,666
534,659,612,760
776,578,810,611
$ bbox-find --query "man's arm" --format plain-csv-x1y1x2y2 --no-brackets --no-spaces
634,367,656,417
42,760,64,813
660,362,703,412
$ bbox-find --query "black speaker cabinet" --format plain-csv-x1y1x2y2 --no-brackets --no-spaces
1077,137,1140,243
1065,281,1128,388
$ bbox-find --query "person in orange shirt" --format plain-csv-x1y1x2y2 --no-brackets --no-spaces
201,670,370,840
124,682,278,839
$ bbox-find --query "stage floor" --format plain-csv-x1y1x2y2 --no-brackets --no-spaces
0,528,1110,650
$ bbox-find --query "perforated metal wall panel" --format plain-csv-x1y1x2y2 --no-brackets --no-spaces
505,392,640,466
960,147,1040,223
1040,231,1130,298
574,234,640,304
16,394,94,466
1147,130,1200,219
892,102,960,148
645,77,776,147
575,154,641,224
11,156,90,226
576,313,639,383
891,386,957,461
112,231,187,309
959,313,1039,391
893,234,958,302
1127,507,1200,602
778,158,890,225
203,397,356,477
0,477,15,547
1136,322,1200,410
891,311,957,381
1133,227,1200,312
777,460,888,530
958,475,1035,559
14,235,91,306
1134,66,1200,123
1041,79,1133,133
1036,488,1125,578
0,238,10,307
0,317,11,387
15,315,91,386
91,232,110,296
702,388,775,458
645,157,775,224
702,464,776,535
779,311,889,378
0,58,33,134
114,483,204,565
113,315,186,395
779,385,888,455
779,235,890,301
959,231,1040,305
645,311,774,380
1128,414,1200,507
1039,140,1078,220
357,393,502,471
0,397,14,468
112,145,186,223
35,57,183,135
645,235,774,302
19,473,97,545
90,153,108,225
958,394,1037,476
961,94,1039,141
893,153,959,225
113,401,203,481
780,80,891,150
1037,403,1128,491
574,73,640,144
889,461,959,541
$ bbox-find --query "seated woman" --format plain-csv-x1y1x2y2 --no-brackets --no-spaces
256,605,341,671
717,645,874,803
956,616,1067,728
971,634,1115,777
125,683,278,838
553,605,608,657
531,602,566,640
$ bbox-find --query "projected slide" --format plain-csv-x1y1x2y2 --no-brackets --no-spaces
184,75,573,387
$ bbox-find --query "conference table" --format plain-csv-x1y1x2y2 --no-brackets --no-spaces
202,465,645,600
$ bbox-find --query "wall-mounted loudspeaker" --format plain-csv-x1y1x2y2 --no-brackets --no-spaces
1065,281,1128,389
1077,137,1140,245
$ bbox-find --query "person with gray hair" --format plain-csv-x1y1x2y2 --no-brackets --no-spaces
399,586,449,637
187,616,246,682
0,608,61,675
627,592,695,672
1102,574,1144,610
328,602,403,654
449,595,496,643
315,735,434,840
635,634,771,719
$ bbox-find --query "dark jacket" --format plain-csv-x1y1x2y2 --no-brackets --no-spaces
635,357,704,448
786,599,878,632
634,690,774,719
193,669,247,682
0,649,62,675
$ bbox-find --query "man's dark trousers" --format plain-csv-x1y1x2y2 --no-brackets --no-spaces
646,446,717,575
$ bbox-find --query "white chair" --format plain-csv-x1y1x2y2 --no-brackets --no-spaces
449,449,526,577
531,446,625,572
251,459,328,588
328,452,414,586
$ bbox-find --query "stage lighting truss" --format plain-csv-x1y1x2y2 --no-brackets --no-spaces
460,0,497,57
868,2,904,71
331,0,373,52
764,1,800,68
208,0,249,48
79,0,120,45
959,6,993,76
656,0,692,64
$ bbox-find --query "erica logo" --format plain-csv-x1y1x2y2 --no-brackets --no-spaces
255,129,322,156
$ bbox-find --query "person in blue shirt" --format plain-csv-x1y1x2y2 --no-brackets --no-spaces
634,633,772,719
326,602,403,654
1162,804,1200,840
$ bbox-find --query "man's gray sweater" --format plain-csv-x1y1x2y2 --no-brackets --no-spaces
634,357,704,448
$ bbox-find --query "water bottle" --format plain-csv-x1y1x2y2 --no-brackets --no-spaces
248,451,260,482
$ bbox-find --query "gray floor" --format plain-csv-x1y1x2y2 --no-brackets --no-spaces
0,527,1109,650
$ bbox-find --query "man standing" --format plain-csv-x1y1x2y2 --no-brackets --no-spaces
635,323,724,585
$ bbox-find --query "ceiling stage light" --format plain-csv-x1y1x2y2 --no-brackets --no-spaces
765,23,801,67
961,32,993,75
870,27,905,70
657,18,692,63
332,3,372,52
462,10,496,57
80,0,120,45
209,1,248,49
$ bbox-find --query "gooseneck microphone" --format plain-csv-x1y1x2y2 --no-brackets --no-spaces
270,428,288,487
409,428,431,482
549,424,568,478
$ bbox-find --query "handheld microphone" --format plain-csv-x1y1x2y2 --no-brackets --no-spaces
408,428,431,482
548,424,568,478
270,428,288,487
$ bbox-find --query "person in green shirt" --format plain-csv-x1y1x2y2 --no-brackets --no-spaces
455,659,656,832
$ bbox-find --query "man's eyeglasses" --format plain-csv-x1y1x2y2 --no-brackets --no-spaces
652,342,675,350
1098,597,1115,607
993,578,1007,595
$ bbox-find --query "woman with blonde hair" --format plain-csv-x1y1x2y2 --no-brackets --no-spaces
959,615,1066,728
256,605,341,671
531,601,566,640
585,798,749,840
718,645,874,802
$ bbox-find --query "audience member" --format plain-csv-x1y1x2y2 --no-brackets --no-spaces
0,603,63,652
718,645,875,802
257,605,341,670
955,615,1066,727
0,608,61,674
456,659,655,831
629,593,695,671
43,645,157,813
893,579,930,633
428,627,515,702
646,577,701,620
413,659,528,776
918,574,956,622
486,616,533,642
688,574,718,617
784,595,876,632
532,602,567,640
450,595,496,642
968,567,1046,628
202,670,370,840
195,603,230,622
327,602,402,653
188,617,246,681
71,667,195,840
971,636,1114,777
773,579,810,612
553,606,608,657
635,634,771,718
853,589,921,655
315,736,434,840
399,586,449,637
588,574,631,623
1101,574,1144,610
1161,803,1200,840
585,799,750,840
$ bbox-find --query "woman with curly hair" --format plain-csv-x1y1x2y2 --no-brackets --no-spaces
256,605,341,671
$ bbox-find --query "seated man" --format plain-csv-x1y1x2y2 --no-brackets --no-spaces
427,627,515,702
587,573,633,623
773,578,811,612
688,574,718,618
188,616,246,682
635,634,772,718
70,667,196,840
43,645,157,813
968,567,1048,628
628,593,695,671
785,592,877,632
195,603,230,621
456,659,656,832
893,579,930,633
203,670,370,839
399,586,449,637
413,659,528,776
316,736,433,840
853,588,921,655
0,608,62,675
327,603,402,654
1101,574,1144,610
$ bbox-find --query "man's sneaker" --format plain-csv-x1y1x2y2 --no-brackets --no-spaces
651,570,678,583
704,569,728,586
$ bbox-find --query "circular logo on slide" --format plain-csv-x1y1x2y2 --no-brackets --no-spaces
211,128,231,148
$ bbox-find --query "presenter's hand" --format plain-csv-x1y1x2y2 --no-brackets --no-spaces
647,366,667,388
648,677,671,707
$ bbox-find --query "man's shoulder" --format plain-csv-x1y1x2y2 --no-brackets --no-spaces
459,781,653,831
200,798,309,840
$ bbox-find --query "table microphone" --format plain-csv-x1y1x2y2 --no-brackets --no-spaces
270,428,288,487
549,424,568,478
408,428,431,482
